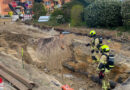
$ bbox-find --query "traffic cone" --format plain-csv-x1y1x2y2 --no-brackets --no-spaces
61,85,74,90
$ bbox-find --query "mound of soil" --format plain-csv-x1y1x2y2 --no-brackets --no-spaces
36,36,72,71
4,32,30,44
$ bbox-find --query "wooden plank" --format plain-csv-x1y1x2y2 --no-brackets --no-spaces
0,69,28,90
0,63,35,89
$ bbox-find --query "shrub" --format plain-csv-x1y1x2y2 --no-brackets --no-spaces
121,0,130,29
84,0,95,5
32,2,46,20
51,9,64,17
35,0,42,2
61,0,94,23
71,5,83,26
62,1,79,22
4,15,10,17
50,9,65,25
84,0,123,27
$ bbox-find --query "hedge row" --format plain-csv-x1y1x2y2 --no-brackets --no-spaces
50,0,129,29
84,0,122,27
121,0,130,28
71,5,83,26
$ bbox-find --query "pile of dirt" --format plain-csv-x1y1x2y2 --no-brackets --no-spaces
114,78,130,90
0,31,34,64
3,32,30,44
71,39,91,62
36,36,72,71
111,63,130,82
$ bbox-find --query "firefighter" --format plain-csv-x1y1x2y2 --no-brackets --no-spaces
98,45,114,73
87,30,103,62
98,45,114,90
98,45,110,76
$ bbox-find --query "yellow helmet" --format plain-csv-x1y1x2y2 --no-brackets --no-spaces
100,45,110,52
90,30,96,37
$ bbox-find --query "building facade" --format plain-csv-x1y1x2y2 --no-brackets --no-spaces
0,0,34,16
0,0,71,16
43,0,71,12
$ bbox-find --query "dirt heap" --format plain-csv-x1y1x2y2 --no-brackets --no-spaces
114,78,130,90
36,36,71,71
63,40,98,76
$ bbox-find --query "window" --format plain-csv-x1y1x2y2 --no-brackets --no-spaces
27,1,32,5
45,1,51,6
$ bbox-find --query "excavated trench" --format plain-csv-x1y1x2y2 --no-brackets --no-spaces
0,26,130,90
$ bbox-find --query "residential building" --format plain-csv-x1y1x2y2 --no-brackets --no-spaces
0,0,71,15
0,0,34,16
43,0,71,12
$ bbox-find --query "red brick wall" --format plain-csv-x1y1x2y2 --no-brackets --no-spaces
0,0,12,15
0,0,34,15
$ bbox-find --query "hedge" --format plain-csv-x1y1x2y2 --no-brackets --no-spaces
71,5,83,26
84,0,123,27
121,0,130,29
49,9,65,25
62,0,82,22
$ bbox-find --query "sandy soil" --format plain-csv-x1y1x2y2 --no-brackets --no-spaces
0,22,129,90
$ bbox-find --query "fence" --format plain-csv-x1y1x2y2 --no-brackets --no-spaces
22,14,32,21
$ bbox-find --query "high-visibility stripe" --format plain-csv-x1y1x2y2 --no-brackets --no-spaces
101,68,105,70
102,80,107,90
109,65,114,67
105,69,110,73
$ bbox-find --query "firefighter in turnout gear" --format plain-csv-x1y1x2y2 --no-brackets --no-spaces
98,45,114,73
88,30,103,62
98,45,110,78
98,45,115,90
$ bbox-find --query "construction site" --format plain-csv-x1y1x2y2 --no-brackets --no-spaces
0,0,130,90
0,21,129,90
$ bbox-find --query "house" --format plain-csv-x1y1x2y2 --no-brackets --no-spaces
43,0,71,12
0,0,34,16
0,0,71,16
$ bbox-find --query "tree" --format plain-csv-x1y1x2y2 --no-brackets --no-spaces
84,0,95,4
35,0,42,3
77,0,95,6
62,0,83,22
61,0,95,23
84,0,122,27
121,0,130,29
71,5,83,26
32,2,46,20
50,9,65,24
